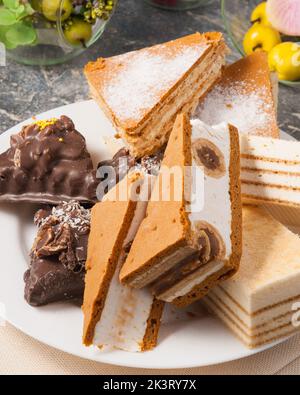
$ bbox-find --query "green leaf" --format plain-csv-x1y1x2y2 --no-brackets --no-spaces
5,21,36,45
0,24,16,48
14,4,25,17
0,8,17,25
3,0,19,10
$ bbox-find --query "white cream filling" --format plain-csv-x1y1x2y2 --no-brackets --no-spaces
189,120,232,259
93,174,157,352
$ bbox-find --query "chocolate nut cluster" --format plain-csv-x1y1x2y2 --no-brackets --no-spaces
0,116,98,204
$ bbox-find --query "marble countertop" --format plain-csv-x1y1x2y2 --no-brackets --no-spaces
0,0,299,137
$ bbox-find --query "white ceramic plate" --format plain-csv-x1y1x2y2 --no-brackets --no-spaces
0,100,293,369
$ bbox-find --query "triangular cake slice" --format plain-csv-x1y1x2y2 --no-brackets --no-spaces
120,114,242,307
204,206,300,349
0,116,98,204
85,32,227,157
196,52,279,138
82,171,164,352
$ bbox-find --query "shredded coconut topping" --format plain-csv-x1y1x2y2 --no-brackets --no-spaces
195,81,273,135
135,155,162,176
103,43,208,123
39,201,91,232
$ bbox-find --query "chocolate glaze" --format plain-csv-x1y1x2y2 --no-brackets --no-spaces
24,201,90,306
0,116,98,204
24,257,85,307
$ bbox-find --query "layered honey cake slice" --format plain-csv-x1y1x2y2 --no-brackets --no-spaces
120,114,242,307
196,52,279,138
203,206,300,349
85,32,227,158
82,171,164,352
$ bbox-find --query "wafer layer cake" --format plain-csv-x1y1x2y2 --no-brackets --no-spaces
240,134,300,207
204,206,300,348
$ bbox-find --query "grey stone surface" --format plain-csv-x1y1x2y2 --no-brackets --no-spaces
0,0,299,137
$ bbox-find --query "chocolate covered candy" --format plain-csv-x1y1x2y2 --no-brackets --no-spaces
0,116,98,205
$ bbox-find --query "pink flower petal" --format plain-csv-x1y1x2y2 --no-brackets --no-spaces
267,0,300,36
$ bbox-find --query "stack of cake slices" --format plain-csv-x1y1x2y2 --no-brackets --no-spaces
82,112,243,351
3,31,298,354
80,33,300,352
84,32,227,158
119,116,242,307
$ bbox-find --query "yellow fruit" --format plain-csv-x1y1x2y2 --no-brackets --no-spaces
251,2,271,26
243,24,281,55
42,0,73,22
268,42,300,81
64,19,92,47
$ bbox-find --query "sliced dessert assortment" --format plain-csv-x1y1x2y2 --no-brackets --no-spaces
82,172,164,352
196,52,279,138
203,206,300,349
119,114,242,307
84,32,227,157
0,116,98,205
3,31,300,354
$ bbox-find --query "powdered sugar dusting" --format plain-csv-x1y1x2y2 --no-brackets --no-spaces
195,81,273,135
103,44,208,123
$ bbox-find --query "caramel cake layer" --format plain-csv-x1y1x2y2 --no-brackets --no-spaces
240,134,300,206
196,52,279,139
